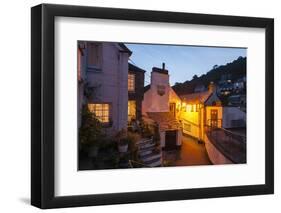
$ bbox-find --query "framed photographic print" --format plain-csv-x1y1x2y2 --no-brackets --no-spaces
31,3,274,209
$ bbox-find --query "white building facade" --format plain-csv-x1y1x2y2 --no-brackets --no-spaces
142,66,182,149
78,41,132,135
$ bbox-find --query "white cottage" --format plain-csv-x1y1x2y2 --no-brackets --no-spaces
179,82,223,141
142,64,182,149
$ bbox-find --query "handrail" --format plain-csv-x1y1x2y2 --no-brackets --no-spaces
220,127,246,141
181,118,199,127
205,125,246,144
205,126,246,164
206,126,246,143
206,119,223,127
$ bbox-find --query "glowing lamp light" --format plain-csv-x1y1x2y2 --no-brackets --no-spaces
180,102,186,111
186,104,192,112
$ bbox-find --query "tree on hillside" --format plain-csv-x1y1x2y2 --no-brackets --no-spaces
192,74,198,80
172,56,246,95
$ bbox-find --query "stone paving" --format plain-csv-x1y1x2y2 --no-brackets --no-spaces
163,135,212,166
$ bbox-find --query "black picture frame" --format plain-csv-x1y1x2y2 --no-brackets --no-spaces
31,3,274,209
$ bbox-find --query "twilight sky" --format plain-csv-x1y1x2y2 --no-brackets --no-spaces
125,43,246,86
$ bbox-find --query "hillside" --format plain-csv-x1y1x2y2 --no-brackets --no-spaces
172,56,246,95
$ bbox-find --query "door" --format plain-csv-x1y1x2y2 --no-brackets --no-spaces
210,109,218,128
165,130,177,149
169,103,176,117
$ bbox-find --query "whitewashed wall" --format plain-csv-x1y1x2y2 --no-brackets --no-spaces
142,71,170,113
87,43,129,134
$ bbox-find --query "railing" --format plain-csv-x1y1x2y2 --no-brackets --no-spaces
206,119,223,128
205,123,246,164
221,127,246,144
181,118,199,127
205,124,246,144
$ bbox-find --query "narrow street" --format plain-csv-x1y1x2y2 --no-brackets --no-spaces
163,135,212,166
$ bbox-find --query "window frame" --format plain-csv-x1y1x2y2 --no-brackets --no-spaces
87,103,112,126
87,42,103,72
128,73,135,92
128,100,137,122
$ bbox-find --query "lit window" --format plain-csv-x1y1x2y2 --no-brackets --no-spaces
192,104,199,112
186,104,192,112
196,104,199,112
191,105,194,112
128,101,136,122
88,103,110,123
128,73,135,92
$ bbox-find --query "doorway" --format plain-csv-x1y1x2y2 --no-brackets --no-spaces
210,109,218,128
169,103,176,117
165,130,177,149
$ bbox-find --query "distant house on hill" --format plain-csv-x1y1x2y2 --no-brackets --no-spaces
218,80,234,96
233,77,246,90
194,84,206,93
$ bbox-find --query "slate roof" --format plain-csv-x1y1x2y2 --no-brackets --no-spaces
118,43,132,56
146,112,181,131
129,63,146,73
180,90,212,104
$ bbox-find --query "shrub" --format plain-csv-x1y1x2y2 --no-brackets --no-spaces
127,132,141,152
79,105,105,146
139,120,160,143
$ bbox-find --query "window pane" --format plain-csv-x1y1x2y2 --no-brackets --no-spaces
128,73,135,92
88,103,110,123
128,101,136,122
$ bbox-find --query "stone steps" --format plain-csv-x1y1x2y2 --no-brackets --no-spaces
136,138,162,167
136,138,153,146
144,157,162,167
141,153,161,163
139,149,153,157
139,142,156,150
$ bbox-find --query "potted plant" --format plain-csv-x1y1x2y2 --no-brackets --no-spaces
115,129,128,153
118,138,129,153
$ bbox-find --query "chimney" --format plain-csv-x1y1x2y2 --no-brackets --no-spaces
162,62,165,70
208,81,216,93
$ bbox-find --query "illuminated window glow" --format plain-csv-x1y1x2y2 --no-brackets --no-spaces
88,103,110,123
128,101,136,122
186,104,192,112
128,73,135,92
